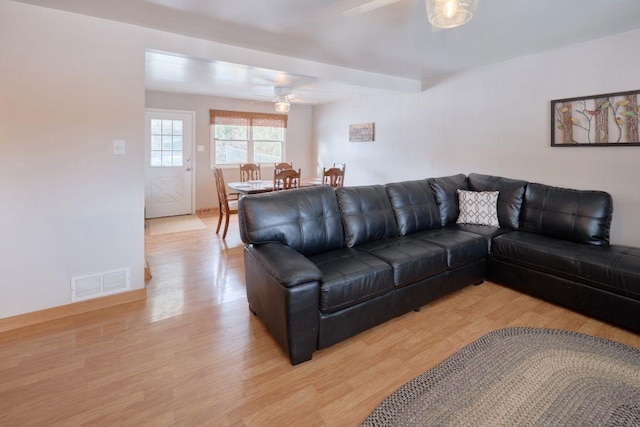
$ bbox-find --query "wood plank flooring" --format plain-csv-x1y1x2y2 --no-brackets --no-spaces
1,214,638,426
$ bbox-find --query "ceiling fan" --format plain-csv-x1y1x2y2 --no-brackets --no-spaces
343,0,478,29
253,87,307,113
273,87,294,113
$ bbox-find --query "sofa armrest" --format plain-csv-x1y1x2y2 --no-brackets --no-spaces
244,243,321,364
248,242,322,287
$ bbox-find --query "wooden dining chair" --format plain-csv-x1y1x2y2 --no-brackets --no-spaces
239,163,261,182
274,162,293,175
322,166,345,188
214,167,238,239
273,168,301,191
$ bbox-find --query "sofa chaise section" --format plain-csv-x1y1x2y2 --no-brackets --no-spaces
488,182,640,333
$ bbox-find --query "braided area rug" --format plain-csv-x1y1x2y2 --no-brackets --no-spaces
363,327,640,426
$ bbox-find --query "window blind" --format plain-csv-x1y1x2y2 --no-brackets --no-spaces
210,110,288,128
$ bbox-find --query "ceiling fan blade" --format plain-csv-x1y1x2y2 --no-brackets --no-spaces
290,98,317,105
274,86,293,98
342,0,402,16
252,94,274,98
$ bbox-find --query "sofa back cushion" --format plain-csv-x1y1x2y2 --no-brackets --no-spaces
520,183,613,246
468,173,528,230
385,180,441,235
238,185,344,256
336,185,398,247
428,174,469,227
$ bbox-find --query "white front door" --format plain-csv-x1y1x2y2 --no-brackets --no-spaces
145,110,195,218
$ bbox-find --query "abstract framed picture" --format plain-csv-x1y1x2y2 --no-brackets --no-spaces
551,89,640,146
349,122,375,142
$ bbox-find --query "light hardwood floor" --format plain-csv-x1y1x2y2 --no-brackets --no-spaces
1,214,638,426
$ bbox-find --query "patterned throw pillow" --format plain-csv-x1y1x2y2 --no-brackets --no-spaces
456,190,500,227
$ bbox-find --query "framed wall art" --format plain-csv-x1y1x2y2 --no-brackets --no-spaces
551,89,640,146
349,122,375,142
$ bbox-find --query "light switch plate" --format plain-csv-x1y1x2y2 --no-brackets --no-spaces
113,139,125,155
197,145,205,152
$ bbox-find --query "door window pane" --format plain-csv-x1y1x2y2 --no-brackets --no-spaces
151,119,162,134
151,135,162,150
173,120,183,135
150,119,184,167
162,136,173,150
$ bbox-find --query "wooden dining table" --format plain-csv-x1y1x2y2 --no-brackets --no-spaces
227,178,323,196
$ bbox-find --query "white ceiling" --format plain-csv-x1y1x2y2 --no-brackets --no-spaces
13,0,640,104
144,50,395,104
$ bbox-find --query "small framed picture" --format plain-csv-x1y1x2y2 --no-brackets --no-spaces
349,122,375,142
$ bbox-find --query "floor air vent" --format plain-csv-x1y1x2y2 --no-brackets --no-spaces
71,268,130,302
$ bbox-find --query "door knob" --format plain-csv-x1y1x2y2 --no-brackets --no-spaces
185,168,192,171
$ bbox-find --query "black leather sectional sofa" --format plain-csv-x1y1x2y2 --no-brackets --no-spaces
238,173,640,364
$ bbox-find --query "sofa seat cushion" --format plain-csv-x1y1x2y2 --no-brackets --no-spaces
309,248,394,314
447,223,509,239
408,229,488,269
446,224,510,250
355,237,447,287
492,232,640,300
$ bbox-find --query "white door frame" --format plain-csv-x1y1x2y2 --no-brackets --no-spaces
145,108,196,217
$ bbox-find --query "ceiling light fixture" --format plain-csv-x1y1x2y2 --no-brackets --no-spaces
274,99,290,113
426,0,477,29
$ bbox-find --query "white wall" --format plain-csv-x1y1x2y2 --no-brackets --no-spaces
3,0,639,320
145,91,313,210
314,30,640,246
0,0,146,318
0,0,376,320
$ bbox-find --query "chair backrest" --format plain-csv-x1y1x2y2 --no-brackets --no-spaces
274,162,293,175
239,163,261,182
214,167,232,213
333,162,346,171
322,166,345,188
273,168,301,190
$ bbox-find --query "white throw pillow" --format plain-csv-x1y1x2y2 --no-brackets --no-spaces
456,190,500,227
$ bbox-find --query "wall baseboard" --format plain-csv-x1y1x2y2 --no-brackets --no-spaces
196,207,218,215
0,288,147,333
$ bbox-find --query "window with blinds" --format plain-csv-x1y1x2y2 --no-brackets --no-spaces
210,110,288,165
